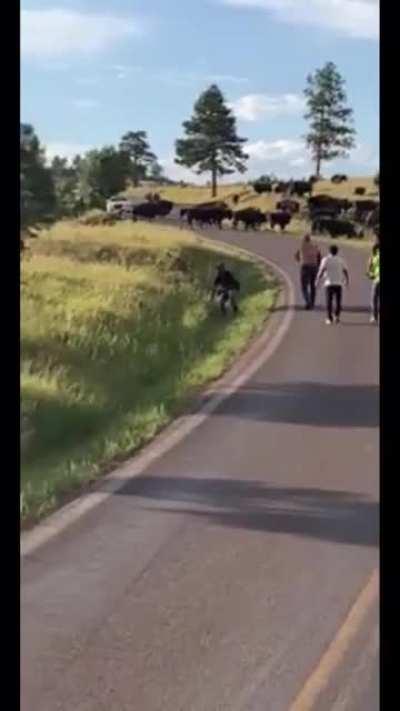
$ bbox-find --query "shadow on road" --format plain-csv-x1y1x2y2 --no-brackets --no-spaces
272,304,370,314
111,476,378,548
210,381,379,428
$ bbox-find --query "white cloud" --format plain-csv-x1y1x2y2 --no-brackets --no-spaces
44,142,92,163
160,140,310,182
290,157,307,167
247,138,305,160
21,9,144,58
73,99,100,110
159,157,205,184
220,0,379,40
350,142,379,166
243,138,378,179
230,93,305,121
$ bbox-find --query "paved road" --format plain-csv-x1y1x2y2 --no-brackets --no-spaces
21,229,379,711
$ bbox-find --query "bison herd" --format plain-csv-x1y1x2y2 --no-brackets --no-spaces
177,193,379,239
107,188,379,240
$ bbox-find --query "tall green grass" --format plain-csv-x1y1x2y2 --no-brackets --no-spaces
21,221,279,523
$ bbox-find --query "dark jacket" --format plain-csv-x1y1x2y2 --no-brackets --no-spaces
214,270,240,291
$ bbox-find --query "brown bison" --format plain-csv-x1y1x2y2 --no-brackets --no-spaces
269,211,292,231
233,208,267,230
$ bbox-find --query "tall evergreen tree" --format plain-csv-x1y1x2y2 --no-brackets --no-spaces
20,124,56,228
51,156,80,217
75,147,131,209
304,62,356,178
119,131,157,187
149,161,165,183
175,84,248,197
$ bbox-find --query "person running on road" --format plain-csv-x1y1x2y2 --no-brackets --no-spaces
295,234,321,310
212,263,240,315
315,245,349,325
367,243,380,323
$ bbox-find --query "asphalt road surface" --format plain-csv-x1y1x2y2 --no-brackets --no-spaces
21,228,379,711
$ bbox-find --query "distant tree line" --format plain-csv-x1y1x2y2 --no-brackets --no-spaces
21,61,361,227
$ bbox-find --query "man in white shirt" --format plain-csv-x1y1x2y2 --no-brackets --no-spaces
315,245,349,324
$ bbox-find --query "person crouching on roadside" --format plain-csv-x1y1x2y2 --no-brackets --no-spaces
212,263,240,315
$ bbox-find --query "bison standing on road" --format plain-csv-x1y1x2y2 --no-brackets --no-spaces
276,199,300,214
233,208,267,230
269,211,292,231
312,217,363,239
308,195,351,213
186,207,232,229
155,200,174,216
133,200,174,220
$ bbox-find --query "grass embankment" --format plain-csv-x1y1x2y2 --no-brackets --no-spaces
21,221,279,523
124,177,378,245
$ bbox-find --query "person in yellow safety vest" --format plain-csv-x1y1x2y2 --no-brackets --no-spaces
367,243,380,323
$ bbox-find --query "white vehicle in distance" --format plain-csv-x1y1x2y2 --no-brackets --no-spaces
106,197,137,219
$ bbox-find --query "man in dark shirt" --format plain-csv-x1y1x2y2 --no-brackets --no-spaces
212,263,240,315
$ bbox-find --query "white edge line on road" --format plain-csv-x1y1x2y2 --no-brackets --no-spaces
289,568,379,711
21,252,295,558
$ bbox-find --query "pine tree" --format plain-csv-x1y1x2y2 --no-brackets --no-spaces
149,161,165,183
175,84,248,197
119,131,157,187
75,147,131,209
51,156,81,217
304,62,356,178
20,124,56,228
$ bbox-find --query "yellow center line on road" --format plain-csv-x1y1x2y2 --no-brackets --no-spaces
289,568,379,711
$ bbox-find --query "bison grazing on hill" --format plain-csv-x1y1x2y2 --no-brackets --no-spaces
331,174,348,184
232,194,240,205
276,199,300,214
253,180,272,195
312,218,363,240
269,211,292,231
274,181,289,194
290,180,313,198
354,187,366,196
233,208,267,230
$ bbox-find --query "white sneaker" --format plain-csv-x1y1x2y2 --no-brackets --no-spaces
334,316,340,324
369,316,377,323
325,318,332,325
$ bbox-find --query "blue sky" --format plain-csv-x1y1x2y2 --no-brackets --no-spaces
21,0,379,181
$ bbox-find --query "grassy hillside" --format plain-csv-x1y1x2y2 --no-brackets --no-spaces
21,220,279,523
123,176,378,207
